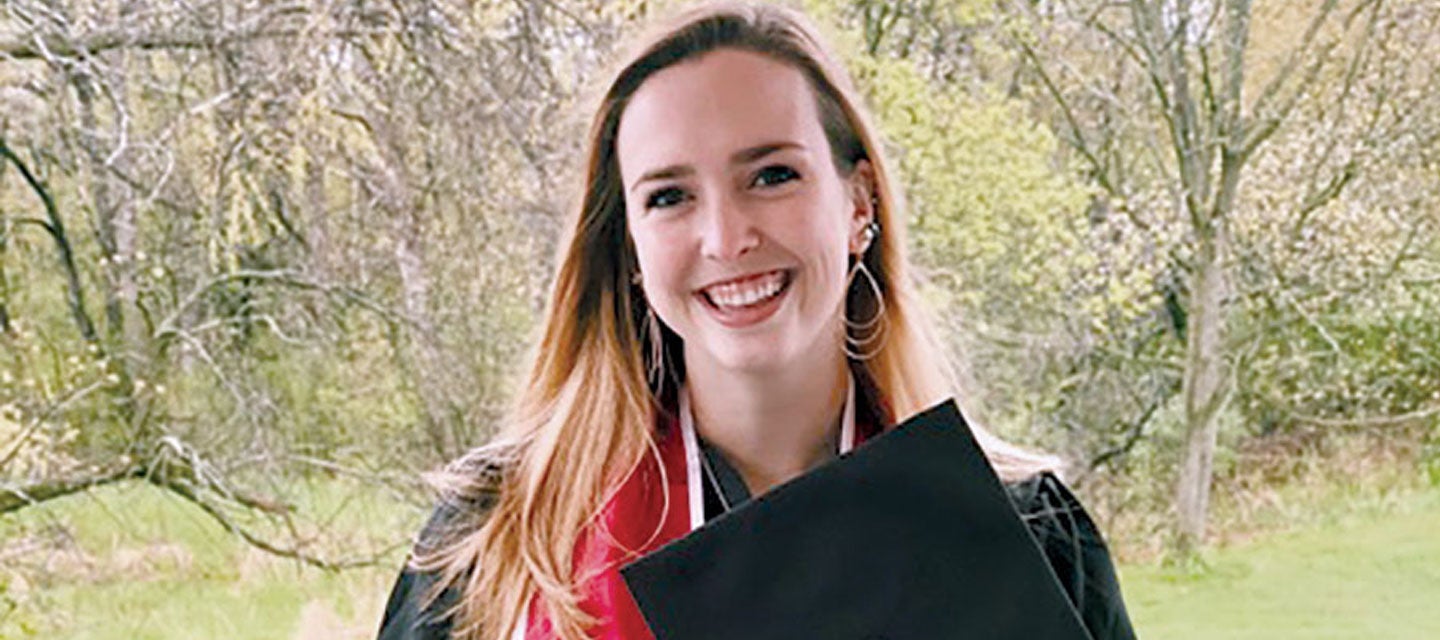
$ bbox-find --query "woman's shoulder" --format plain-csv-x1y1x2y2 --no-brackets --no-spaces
414,445,512,547
1002,471,1137,640
377,449,510,640
1003,471,1084,522
1002,471,1104,573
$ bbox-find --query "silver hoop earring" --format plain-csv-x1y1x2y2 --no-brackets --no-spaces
844,258,887,361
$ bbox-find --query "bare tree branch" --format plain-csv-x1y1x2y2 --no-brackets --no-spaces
0,380,107,471
0,138,99,344
0,465,140,514
1290,404,1440,429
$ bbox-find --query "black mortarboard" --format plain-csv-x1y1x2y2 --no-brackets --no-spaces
620,400,1093,640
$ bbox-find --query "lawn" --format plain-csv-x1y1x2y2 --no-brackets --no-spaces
2,482,1437,639
1122,489,1440,639
0,481,423,640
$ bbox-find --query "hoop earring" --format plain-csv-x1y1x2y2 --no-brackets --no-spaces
844,257,887,361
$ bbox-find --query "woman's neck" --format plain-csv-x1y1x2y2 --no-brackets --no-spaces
683,350,849,497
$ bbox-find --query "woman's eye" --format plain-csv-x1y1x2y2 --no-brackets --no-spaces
752,165,800,188
645,187,689,210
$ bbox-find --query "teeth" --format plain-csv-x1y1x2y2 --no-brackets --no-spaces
705,271,785,309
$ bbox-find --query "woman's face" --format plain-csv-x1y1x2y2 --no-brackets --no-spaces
617,48,872,377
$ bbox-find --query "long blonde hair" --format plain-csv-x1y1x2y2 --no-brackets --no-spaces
417,3,1057,638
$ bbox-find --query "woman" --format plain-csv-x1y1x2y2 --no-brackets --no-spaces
378,3,1135,639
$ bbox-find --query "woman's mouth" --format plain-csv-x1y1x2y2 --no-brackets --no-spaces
697,270,791,327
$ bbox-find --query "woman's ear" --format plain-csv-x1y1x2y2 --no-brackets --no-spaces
847,160,877,255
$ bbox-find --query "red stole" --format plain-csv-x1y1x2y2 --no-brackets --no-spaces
519,414,690,639
521,402,883,639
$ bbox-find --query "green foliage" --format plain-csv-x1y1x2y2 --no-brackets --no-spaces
841,31,1091,307
1237,298,1440,433
252,329,423,460
1230,118,1440,434
1423,430,1440,488
0,262,125,461
0,401,79,482
835,22,1176,451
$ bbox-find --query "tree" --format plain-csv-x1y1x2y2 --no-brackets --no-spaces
1009,0,1437,558
822,0,1181,480
1,0,627,570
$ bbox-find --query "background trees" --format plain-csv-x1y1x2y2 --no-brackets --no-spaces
1,0,613,564
2,0,1436,575
1006,0,1440,558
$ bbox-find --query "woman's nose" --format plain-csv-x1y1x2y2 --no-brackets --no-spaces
698,193,760,260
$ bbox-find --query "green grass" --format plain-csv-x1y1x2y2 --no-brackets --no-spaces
1121,490,1440,639
4,481,1439,639
0,481,426,640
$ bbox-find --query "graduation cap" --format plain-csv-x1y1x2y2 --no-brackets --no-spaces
620,400,1093,640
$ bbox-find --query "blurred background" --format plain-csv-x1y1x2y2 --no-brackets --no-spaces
1,0,1436,638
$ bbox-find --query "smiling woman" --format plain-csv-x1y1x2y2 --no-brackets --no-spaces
620,49,873,492
376,3,1135,640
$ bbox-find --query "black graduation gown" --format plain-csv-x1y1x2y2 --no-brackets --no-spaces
377,420,1136,640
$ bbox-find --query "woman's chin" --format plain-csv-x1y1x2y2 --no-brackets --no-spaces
708,343,789,371
692,340,798,376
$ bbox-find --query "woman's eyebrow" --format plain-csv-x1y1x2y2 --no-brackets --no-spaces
631,166,695,194
629,141,807,194
730,141,805,164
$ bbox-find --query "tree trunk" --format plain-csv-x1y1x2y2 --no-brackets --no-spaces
73,69,141,430
0,216,10,334
1174,221,1230,557
304,156,332,276
393,211,459,458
